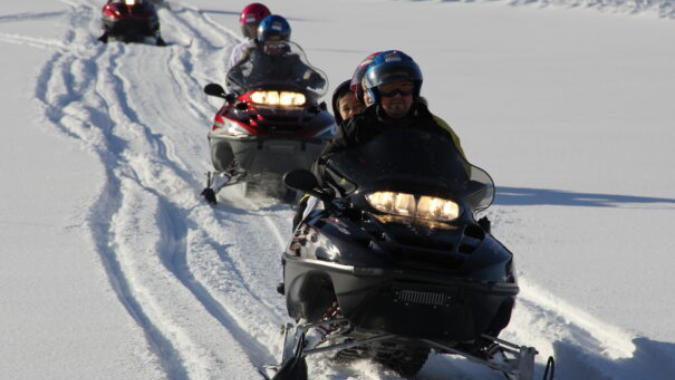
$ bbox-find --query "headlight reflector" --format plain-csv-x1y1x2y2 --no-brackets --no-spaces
366,192,461,222
366,192,416,216
417,196,460,221
249,91,306,106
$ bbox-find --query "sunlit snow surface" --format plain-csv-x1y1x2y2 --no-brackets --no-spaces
1,0,674,379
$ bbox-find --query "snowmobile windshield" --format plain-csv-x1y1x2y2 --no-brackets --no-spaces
226,41,328,98
326,128,495,213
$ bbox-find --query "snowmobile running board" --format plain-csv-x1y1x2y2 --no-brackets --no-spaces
261,321,555,380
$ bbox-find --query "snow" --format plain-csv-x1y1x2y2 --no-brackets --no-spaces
1,0,674,379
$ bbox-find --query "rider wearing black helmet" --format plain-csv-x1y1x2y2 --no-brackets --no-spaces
316,50,465,181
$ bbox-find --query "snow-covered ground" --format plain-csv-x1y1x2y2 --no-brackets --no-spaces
1,0,674,379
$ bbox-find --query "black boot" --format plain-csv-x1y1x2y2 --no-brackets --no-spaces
201,188,217,205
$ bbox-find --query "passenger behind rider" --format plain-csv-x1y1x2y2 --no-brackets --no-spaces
227,3,271,72
332,79,365,126
350,51,382,108
226,15,326,95
292,80,365,229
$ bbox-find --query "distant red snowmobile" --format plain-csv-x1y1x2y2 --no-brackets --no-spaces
98,0,166,46
200,41,335,204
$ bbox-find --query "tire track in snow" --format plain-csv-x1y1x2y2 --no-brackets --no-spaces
155,199,277,367
29,4,190,378
155,7,297,359
30,1,291,377
90,33,269,380
27,2,239,378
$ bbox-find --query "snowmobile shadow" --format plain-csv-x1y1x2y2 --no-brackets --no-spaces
309,47,372,54
495,187,675,209
550,337,675,380
196,9,239,16
210,192,294,215
196,9,308,22
0,10,66,23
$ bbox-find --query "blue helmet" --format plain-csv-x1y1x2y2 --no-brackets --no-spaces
364,50,423,104
257,15,291,43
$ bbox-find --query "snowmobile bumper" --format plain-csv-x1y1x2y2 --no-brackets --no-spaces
284,258,518,342
209,136,328,176
103,19,159,42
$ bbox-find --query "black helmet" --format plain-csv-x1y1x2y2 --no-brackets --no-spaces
364,50,423,104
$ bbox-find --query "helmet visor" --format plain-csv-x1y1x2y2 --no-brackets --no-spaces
378,81,414,97
365,61,422,89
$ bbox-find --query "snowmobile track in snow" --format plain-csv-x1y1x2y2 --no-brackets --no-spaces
22,1,675,379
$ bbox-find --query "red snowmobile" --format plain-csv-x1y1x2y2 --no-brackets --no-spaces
98,0,166,46
201,41,335,204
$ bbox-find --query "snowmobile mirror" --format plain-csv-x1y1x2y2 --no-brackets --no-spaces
319,102,327,111
283,170,333,201
203,83,227,99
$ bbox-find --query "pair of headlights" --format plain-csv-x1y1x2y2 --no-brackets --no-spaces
366,192,461,222
249,91,306,107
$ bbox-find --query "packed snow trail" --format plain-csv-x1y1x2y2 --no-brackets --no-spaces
22,0,675,379
33,1,287,378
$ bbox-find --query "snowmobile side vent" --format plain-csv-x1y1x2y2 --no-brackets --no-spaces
457,224,485,254
395,289,450,307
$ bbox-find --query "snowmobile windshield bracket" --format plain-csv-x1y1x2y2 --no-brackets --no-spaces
283,169,334,202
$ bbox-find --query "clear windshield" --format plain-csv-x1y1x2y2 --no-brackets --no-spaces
226,41,328,98
326,128,495,213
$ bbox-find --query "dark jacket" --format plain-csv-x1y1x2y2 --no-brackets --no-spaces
314,102,455,182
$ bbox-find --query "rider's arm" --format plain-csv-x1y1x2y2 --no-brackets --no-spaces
227,40,254,72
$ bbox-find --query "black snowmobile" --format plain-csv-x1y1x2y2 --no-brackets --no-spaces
265,128,555,380
98,0,166,46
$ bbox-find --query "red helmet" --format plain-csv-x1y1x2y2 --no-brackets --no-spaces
350,51,382,102
239,3,271,25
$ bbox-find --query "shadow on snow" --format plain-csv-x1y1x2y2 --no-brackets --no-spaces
495,187,675,209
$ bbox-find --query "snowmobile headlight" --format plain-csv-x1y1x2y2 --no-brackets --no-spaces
125,0,137,5
366,192,461,222
250,91,306,107
366,192,416,217
416,196,460,222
